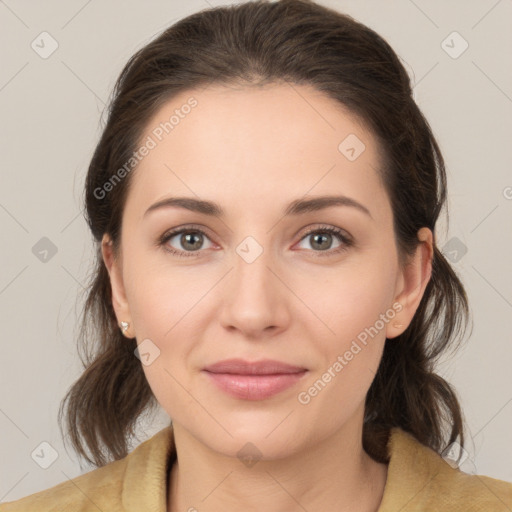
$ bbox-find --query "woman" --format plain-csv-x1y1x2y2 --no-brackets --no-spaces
2,0,511,510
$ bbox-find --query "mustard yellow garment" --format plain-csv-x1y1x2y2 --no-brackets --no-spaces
1,425,511,511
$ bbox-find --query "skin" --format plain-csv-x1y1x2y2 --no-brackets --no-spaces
102,82,433,512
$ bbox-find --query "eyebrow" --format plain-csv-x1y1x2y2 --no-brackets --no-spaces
143,194,372,220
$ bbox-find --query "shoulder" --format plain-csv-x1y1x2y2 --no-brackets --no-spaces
379,427,512,511
0,425,175,512
437,471,512,509
0,457,127,512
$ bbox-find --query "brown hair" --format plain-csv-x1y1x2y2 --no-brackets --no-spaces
58,0,471,468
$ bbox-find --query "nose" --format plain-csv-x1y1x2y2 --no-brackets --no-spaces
218,245,291,339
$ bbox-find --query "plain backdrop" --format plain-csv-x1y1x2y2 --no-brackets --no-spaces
1,0,511,501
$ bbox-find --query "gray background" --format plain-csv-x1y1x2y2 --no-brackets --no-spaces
1,0,511,501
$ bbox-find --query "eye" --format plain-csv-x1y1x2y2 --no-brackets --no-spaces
157,224,353,258
295,225,353,257
158,225,214,258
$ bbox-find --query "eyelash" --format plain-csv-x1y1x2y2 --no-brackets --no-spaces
157,224,353,259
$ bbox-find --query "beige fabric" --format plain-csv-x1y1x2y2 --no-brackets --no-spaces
1,424,511,511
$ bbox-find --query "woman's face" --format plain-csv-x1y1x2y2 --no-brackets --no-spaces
103,82,431,459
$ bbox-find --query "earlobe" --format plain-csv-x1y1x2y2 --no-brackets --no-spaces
101,234,134,337
386,227,433,339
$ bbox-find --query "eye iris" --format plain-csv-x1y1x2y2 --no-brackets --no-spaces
181,232,203,251
311,232,332,250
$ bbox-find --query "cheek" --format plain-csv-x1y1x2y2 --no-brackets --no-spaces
128,269,201,419
302,248,397,395
124,249,210,338
123,253,210,395
298,281,390,425
306,252,397,341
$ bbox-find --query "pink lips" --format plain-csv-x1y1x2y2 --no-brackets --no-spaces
202,358,308,400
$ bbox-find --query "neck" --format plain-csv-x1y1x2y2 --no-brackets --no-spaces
167,417,388,512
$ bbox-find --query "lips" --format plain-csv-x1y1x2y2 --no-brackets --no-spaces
203,358,307,375
202,358,308,400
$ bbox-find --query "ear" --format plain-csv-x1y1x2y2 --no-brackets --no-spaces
101,233,134,338
386,227,433,339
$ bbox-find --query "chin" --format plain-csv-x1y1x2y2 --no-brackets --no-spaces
206,433,303,463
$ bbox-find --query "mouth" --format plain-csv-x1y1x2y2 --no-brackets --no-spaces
202,358,308,400
202,358,307,375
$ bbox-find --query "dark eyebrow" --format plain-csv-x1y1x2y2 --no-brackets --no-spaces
285,195,372,219
143,195,372,220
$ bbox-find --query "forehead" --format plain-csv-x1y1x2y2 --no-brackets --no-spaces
126,82,390,222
